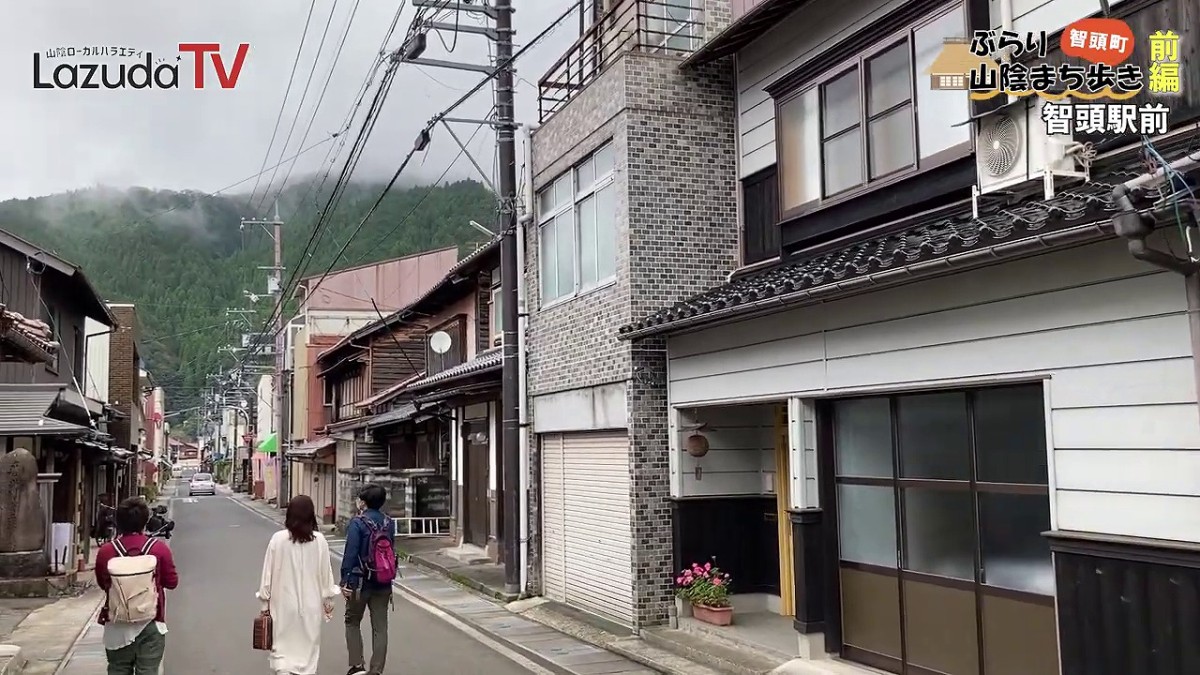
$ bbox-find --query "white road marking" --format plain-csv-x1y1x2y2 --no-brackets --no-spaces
179,498,198,504
224,497,553,675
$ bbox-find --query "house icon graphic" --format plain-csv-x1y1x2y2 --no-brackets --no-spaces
927,37,997,90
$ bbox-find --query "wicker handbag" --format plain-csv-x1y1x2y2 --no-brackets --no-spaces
252,610,273,651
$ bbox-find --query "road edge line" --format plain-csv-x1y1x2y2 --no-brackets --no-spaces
223,496,558,674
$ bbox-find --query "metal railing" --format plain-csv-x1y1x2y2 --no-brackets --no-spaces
394,516,453,538
538,0,705,122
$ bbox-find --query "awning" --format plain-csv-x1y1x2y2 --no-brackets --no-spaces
257,432,278,455
0,384,94,436
286,436,336,460
681,0,811,67
407,347,502,392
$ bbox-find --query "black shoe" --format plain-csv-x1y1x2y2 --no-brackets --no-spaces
347,667,367,675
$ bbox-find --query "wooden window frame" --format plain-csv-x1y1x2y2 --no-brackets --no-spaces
425,315,468,376
489,266,502,348
773,1,972,221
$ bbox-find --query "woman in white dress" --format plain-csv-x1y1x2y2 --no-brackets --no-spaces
256,495,342,675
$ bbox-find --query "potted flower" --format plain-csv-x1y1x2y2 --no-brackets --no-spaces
674,560,733,626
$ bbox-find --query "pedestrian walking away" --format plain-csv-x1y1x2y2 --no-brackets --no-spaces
255,495,342,675
94,497,179,675
340,484,397,675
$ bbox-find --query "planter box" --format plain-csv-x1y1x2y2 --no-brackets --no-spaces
692,603,733,626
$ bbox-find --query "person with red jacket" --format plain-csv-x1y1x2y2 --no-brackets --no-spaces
94,497,180,674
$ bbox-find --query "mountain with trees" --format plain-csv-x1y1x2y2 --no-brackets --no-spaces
0,177,498,432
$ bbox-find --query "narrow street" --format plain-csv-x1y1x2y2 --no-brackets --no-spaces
164,488,538,675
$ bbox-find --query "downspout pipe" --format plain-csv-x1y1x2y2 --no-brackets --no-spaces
516,121,538,594
1111,149,1200,276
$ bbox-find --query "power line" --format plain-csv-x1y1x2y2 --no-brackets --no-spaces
271,0,363,212
255,0,343,211
247,0,319,210
233,0,580,373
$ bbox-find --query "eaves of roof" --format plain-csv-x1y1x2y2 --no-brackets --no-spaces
319,237,502,360
619,155,1182,340
406,347,502,391
0,229,115,327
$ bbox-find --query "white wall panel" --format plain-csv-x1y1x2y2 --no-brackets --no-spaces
1056,450,1200,496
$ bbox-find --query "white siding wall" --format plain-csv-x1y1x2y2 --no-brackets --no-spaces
735,0,1129,178
678,404,777,496
667,239,1200,542
84,317,110,402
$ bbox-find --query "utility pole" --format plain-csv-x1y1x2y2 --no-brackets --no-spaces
405,0,520,593
493,0,521,596
241,203,288,504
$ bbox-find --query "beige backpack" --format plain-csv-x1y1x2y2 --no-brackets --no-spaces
107,537,160,623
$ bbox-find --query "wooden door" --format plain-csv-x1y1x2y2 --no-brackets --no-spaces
465,440,489,547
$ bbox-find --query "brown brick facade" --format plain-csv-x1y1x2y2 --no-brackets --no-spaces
107,305,140,449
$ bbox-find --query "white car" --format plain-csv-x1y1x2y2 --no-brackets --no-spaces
189,473,216,496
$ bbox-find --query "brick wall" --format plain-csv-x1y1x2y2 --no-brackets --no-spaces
526,45,738,626
108,305,139,448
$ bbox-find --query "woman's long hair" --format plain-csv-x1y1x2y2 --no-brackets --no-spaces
284,495,319,544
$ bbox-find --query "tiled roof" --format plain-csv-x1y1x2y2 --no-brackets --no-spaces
619,158,1176,339
0,307,56,365
407,347,502,391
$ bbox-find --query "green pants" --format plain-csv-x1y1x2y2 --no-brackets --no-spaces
106,622,166,675
345,587,391,674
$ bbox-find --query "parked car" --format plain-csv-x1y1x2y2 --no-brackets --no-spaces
189,472,216,496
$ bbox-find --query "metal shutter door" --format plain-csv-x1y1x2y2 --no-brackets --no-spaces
560,431,634,626
541,434,567,603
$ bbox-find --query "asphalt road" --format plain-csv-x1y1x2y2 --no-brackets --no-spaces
162,488,537,675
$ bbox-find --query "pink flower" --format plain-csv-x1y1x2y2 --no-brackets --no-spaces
676,576,684,584
704,562,712,571
712,578,723,586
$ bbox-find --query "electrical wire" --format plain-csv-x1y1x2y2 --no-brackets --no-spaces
271,0,363,213
232,0,580,375
247,0,320,209
255,0,344,212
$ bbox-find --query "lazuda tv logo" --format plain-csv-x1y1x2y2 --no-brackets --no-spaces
33,43,249,90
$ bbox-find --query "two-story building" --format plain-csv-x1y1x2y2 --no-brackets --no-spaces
313,239,506,567
575,0,1200,672
282,248,460,519
0,228,118,575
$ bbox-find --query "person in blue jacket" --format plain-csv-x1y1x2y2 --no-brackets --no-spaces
340,484,394,675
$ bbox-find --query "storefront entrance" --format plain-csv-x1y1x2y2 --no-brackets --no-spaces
824,383,1059,675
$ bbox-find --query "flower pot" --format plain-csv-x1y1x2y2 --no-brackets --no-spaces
692,603,733,626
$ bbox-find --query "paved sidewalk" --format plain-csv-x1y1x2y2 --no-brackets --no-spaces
230,493,658,675
4,589,103,674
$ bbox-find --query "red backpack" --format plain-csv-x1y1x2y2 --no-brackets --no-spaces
357,515,397,584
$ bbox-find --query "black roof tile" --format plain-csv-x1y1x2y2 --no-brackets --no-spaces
619,157,1182,339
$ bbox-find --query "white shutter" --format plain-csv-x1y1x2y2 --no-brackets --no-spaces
541,434,567,603
541,431,634,626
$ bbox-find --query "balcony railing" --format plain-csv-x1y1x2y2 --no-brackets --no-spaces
537,0,705,122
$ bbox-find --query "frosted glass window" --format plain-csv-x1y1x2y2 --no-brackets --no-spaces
555,212,575,298
902,487,975,580
838,484,898,568
979,492,1053,595
914,6,971,159
579,197,599,286
974,385,1048,485
823,129,864,196
869,108,915,178
778,89,821,210
594,183,616,280
867,42,911,115
540,224,558,300
834,398,893,478
898,392,970,480
823,69,860,136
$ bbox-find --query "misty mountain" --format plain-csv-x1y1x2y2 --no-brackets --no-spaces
0,176,498,432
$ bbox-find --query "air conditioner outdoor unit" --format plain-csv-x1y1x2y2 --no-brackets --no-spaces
972,96,1090,217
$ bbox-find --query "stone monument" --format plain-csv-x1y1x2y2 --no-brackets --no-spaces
0,449,48,577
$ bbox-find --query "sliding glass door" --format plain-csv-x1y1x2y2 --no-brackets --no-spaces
832,384,1059,675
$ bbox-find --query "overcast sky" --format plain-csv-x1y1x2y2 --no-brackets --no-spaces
0,0,580,205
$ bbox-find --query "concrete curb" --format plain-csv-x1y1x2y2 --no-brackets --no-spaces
395,550,520,603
